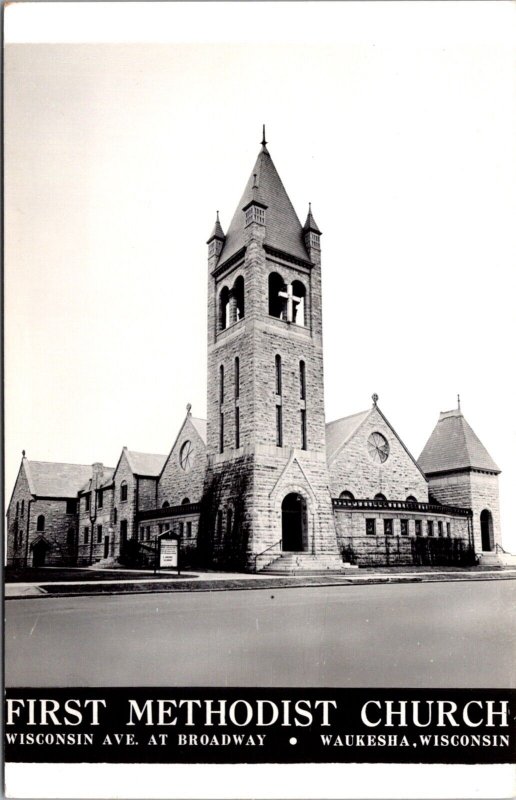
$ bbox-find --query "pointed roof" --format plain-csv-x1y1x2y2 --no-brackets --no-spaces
24,460,94,498
303,203,321,234
418,408,500,475
207,211,225,243
218,140,310,265
125,450,168,477
325,410,371,463
190,416,207,444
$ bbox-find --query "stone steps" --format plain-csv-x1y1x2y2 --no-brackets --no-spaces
260,552,345,574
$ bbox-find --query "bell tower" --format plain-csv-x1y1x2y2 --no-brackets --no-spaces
201,129,339,570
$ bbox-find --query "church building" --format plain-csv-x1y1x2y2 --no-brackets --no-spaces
6,133,504,571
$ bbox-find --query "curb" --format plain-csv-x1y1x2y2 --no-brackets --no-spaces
5,571,516,600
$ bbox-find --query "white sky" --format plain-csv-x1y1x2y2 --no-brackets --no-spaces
5,2,516,554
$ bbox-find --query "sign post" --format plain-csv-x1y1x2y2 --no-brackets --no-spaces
157,533,181,576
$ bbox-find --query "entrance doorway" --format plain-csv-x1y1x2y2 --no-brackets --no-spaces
480,509,494,551
281,493,307,551
32,540,48,567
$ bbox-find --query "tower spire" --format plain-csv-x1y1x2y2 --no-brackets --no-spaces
261,124,267,149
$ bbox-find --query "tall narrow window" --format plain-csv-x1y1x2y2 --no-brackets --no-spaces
97,524,103,543
219,412,224,454
235,406,240,449
219,365,224,404
84,526,89,544
16,502,19,517
227,508,233,536
299,360,306,400
21,499,24,517
276,405,283,447
85,494,91,511
217,510,223,540
301,409,307,450
97,490,103,509
275,354,282,395
37,514,45,532
120,482,128,502
234,357,240,398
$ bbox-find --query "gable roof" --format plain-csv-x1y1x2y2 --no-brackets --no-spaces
218,144,310,265
125,450,167,477
24,460,93,498
190,416,207,444
418,409,500,475
79,467,115,494
325,410,371,463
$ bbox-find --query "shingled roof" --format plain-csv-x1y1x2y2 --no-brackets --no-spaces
325,410,371,463
125,450,168,477
24,460,93,498
418,409,500,475
218,143,310,265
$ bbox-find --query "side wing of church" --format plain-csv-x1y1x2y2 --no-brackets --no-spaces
6,133,505,570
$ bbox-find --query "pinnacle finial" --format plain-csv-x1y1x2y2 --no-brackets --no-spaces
186,403,192,415
216,210,219,222
22,449,26,458
308,202,312,213
457,393,461,411
261,124,267,148
372,393,379,406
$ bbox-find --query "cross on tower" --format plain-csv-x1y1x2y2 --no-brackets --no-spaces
278,283,303,323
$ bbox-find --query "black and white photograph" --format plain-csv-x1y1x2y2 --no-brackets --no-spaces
4,2,516,798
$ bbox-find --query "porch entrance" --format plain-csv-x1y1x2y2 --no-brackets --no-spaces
281,493,307,552
480,509,494,551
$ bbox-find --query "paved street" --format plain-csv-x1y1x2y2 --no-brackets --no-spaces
5,580,515,687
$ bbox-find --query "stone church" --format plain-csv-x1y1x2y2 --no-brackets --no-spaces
6,134,504,571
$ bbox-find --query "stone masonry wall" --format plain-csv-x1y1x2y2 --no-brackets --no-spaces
328,407,429,502
25,498,79,566
427,470,501,553
77,486,114,565
158,417,207,507
6,463,33,565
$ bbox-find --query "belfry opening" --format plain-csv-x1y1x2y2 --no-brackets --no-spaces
281,493,308,552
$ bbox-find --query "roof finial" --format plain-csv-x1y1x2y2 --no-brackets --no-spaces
261,124,267,148
22,449,26,458
308,202,312,213
216,210,219,222
186,403,192,415
372,393,379,407
457,393,461,411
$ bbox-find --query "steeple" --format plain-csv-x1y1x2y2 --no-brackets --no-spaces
217,131,310,265
418,409,500,475
207,211,225,260
303,202,322,258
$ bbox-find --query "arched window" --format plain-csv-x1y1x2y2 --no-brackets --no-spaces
233,275,245,321
120,481,128,502
339,490,355,501
219,286,230,331
292,280,306,326
37,514,45,532
268,272,286,319
406,495,417,505
181,497,190,505
162,501,170,508
374,493,387,503
275,354,282,395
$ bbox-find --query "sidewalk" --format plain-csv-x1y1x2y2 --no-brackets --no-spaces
5,565,516,599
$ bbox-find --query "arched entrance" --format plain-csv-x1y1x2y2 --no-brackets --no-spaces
32,539,48,567
281,493,307,552
480,509,494,551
